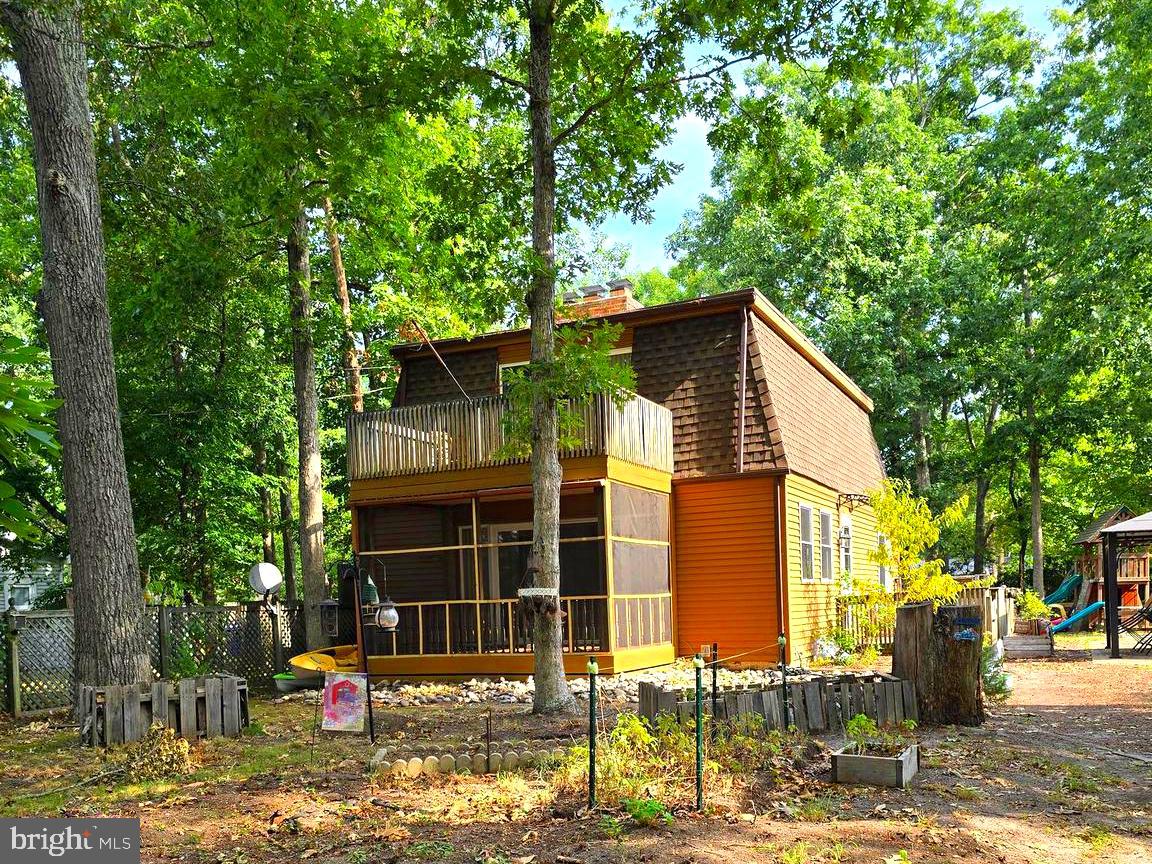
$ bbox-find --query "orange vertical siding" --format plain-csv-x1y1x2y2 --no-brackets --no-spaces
673,475,780,663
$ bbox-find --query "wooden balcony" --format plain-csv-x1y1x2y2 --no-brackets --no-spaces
347,392,673,481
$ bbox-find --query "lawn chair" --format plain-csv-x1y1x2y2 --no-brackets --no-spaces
1118,598,1152,634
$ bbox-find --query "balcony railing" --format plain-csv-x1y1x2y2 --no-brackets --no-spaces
347,392,673,480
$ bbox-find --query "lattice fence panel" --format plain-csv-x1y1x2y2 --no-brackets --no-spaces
2,603,308,715
145,606,163,678
0,629,9,714
16,612,74,712
165,604,277,684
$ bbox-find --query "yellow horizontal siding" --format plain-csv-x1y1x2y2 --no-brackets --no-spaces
784,474,883,663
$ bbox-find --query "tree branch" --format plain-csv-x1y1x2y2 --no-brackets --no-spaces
553,52,757,149
0,451,67,526
466,65,530,92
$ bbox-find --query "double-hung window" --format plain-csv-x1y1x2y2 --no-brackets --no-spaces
819,511,834,582
841,517,853,576
799,505,814,583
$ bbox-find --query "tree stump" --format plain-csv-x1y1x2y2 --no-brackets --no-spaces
892,602,985,726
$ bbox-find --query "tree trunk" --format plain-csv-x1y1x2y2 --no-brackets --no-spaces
277,431,298,604
1028,433,1044,594
255,442,277,565
2,0,150,687
911,408,931,493
1022,273,1043,594
970,402,998,577
892,602,985,726
526,0,574,715
973,474,990,576
323,197,363,412
288,205,327,648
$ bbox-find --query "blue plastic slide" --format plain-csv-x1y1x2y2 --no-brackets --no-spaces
1044,573,1082,606
1050,600,1105,633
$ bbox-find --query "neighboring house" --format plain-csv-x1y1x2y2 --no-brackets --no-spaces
0,555,66,611
346,281,886,676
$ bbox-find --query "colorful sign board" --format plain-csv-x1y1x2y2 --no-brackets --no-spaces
321,672,368,732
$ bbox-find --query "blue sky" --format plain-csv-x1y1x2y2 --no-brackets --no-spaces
598,0,1061,274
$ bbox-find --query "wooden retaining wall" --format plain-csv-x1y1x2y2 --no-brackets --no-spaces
638,673,917,733
78,675,249,747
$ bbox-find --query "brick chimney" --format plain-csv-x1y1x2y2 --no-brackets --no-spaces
559,278,644,320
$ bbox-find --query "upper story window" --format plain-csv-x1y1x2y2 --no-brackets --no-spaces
819,511,834,582
609,346,633,366
498,361,528,394
799,504,814,583
10,585,31,610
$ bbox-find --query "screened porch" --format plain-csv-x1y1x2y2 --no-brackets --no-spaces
354,483,673,665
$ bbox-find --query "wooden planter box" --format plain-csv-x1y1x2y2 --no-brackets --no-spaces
832,743,919,788
78,675,249,747
1014,618,1049,636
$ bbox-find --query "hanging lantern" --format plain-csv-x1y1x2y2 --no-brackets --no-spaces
374,597,399,632
318,598,341,638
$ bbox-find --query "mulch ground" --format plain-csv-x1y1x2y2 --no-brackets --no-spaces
2,654,1151,864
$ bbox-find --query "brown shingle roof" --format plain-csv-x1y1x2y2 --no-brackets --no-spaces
1074,506,1134,545
750,315,885,492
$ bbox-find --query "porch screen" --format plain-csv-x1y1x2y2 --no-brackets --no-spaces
359,503,472,551
358,503,476,602
612,543,670,595
610,484,669,541
609,484,671,648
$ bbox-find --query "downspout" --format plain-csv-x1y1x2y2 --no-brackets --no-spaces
737,308,748,472
775,474,789,664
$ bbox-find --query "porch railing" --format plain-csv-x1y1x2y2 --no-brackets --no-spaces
360,593,674,657
347,392,673,480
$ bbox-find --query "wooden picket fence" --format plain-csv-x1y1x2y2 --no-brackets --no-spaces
637,672,917,734
837,585,1014,652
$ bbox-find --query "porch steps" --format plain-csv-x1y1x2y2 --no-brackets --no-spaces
1003,634,1054,659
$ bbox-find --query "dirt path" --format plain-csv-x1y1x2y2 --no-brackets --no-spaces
2,657,1151,863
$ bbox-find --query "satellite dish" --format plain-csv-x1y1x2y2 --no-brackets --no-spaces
249,562,283,595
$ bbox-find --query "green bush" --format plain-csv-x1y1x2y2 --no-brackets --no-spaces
622,797,673,827
1016,589,1052,621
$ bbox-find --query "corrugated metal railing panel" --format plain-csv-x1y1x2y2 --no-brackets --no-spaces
347,392,673,480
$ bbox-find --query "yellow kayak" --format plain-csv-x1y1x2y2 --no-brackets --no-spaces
288,644,361,681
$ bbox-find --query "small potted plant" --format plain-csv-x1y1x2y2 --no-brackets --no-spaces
832,714,919,788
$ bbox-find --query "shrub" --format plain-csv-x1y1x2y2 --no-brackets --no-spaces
1016,589,1051,621
554,713,717,808
622,797,673,827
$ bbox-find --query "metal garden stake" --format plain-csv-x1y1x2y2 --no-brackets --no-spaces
710,641,719,741
588,655,598,811
778,634,790,728
694,653,704,812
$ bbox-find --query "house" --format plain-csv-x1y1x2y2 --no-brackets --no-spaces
1074,507,1149,614
345,282,887,677
0,554,65,611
